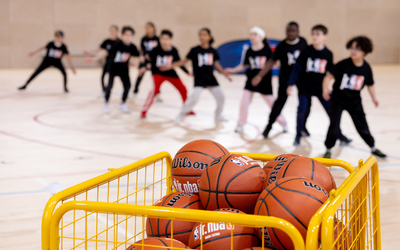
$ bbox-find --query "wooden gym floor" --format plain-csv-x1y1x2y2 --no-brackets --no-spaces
0,65,399,249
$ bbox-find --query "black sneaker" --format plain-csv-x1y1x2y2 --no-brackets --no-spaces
64,87,69,93
323,151,332,158
372,149,387,158
339,135,352,146
293,135,301,146
301,128,310,137
262,126,271,139
18,85,26,90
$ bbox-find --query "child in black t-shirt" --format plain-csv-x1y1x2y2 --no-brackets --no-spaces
86,26,139,114
225,26,286,133
164,28,231,124
133,22,160,97
84,25,120,94
322,36,386,158
252,22,309,137
141,30,190,118
18,30,76,93
287,24,351,146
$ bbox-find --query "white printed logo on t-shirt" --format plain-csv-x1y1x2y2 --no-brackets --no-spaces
48,48,63,59
339,74,365,91
287,50,301,65
114,51,131,63
197,53,214,67
144,40,158,52
306,58,328,73
249,56,266,70
156,55,173,67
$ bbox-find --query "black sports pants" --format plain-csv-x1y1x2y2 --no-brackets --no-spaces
105,69,131,103
25,59,67,88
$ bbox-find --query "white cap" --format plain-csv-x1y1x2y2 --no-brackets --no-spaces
250,26,266,39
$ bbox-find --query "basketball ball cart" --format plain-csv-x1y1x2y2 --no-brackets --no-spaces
41,151,381,250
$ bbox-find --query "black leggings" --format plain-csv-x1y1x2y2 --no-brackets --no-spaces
25,59,67,88
105,70,131,103
101,60,112,92
325,97,374,149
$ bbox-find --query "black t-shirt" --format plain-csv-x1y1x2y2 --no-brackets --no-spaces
100,38,120,61
295,45,333,91
141,36,159,56
330,58,374,100
272,37,307,78
107,41,139,71
149,46,181,77
45,41,69,60
186,45,220,87
243,45,273,94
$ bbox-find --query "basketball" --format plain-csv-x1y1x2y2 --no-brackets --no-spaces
198,154,266,214
188,208,260,250
263,154,299,177
241,248,264,250
266,155,336,193
126,237,189,250
146,192,204,245
172,140,230,195
254,177,329,250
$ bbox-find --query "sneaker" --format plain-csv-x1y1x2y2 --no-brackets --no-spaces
215,115,228,123
118,103,130,114
187,111,196,116
293,135,301,146
155,94,163,103
104,103,111,114
323,151,332,159
141,111,146,118
339,136,353,146
18,85,27,90
262,127,271,139
234,125,243,133
372,149,387,158
64,88,69,93
282,124,288,133
301,128,310,137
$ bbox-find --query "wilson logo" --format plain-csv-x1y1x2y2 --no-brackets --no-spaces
302,181,329,198
267,159,288,185
172,157,208,170
165,192,190,207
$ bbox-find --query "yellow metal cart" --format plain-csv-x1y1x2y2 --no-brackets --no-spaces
41,152,381,250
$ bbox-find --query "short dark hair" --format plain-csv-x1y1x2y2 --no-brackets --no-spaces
121,26,134,35
54,30,64,37
312,24,328,35
160,29,173,38
287,21,299,29
346,36,373,54
110,24,118,30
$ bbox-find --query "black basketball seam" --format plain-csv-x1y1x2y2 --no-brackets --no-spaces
192,233,259,249
147,229,193,237
175,150,216,159
161,193,175,206
205,140,228,155
276,183,326,204
171,174,202,177
198,188,262,195
281,157,299,178
224,165,261,209
271,227,288,250
311,159,315,180
215,155,233,209
155,238,169,249
205,167,211,209
182,199,201,208
148,218,155,236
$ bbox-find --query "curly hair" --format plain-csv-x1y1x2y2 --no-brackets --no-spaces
346,36,373,54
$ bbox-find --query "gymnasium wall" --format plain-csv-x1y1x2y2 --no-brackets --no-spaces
0,0,399,68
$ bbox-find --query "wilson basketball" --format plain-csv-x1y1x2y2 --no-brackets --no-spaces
146,192,204,245
126,237,189,249
188,208,260,250
242,248,264,250
172,140,229,195
198,154,266,214
263,154,299,177
266,155,336,193
254,177,329,250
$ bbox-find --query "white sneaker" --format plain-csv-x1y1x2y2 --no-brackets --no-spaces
132,93,138,101
118,103,130,114
234,125,243,133
215,115,228,123
155,94,163,103
104,103,110,114
174,114,183,125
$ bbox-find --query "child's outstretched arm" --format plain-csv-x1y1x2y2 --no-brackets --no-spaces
214,61,232,82
322,72,334,101
367,85,379,107
28,46,46,57
252,59,276,86
85,50,108,64
65,54,76,74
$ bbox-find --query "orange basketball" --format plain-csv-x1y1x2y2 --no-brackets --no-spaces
266,155,336,193
126,237,189,249
188,208,260,250
146,192,204,245
242,248,264,250
263,154,299,177
254,177,329,250
199,154,266,214
172,140,229,195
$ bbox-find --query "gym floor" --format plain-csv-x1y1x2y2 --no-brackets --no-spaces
0,65,399,249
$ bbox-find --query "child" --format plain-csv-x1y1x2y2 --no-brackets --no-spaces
86,26,139,114
84,25,120,94
287,24,351,146
18,30,76,92
252,22,308,137
323,36,386,158
141,29,190,118
225,26,286,133
162,28,231,124
133,22,159,97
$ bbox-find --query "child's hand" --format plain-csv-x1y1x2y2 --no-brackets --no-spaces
323,91,331,101
85,57,95,64
28,52,35,57
72,68,76,74
83,50,89,55
373,98,379,107
252,75,262,87
287,86,293,96
224,68,233,74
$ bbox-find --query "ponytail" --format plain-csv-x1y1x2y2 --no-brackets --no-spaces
200,27,214,45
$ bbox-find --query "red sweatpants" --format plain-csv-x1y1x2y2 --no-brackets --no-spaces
141,74,188,115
